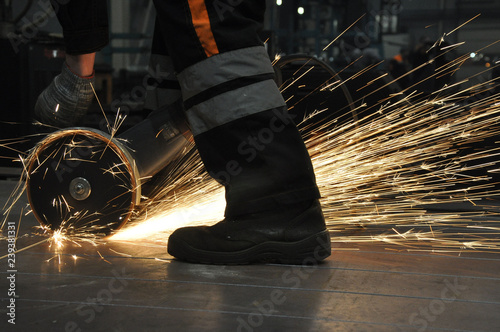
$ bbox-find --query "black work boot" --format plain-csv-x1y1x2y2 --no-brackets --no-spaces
167,108,331,264
168,199,331,264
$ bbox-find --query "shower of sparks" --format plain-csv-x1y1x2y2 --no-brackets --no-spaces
110,77,500,252
110,143,226,241
110,36,500,253
2,19,500,257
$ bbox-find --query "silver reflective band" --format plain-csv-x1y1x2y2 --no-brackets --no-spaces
178,46,276,100
186,79,286,136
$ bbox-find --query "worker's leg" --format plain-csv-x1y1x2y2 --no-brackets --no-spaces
153,0,330,264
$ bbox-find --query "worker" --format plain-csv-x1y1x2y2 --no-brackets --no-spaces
36,0,331,264
34,1,108,127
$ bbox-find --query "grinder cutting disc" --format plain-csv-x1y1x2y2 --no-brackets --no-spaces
26,128,140,235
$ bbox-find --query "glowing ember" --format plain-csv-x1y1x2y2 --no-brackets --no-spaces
49,229,67,249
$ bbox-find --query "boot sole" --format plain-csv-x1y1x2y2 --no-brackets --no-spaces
167,230,331,265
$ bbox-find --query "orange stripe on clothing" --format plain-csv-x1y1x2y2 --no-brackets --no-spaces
188,0,219,57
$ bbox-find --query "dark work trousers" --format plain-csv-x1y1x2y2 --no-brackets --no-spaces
55,0,321,217
51,0,109,54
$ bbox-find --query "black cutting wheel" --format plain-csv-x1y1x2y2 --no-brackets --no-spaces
26,129,140,235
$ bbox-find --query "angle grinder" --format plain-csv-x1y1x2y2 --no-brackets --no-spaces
26,100,191,234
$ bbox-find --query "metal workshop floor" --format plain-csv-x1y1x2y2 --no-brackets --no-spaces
1,179,500,332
